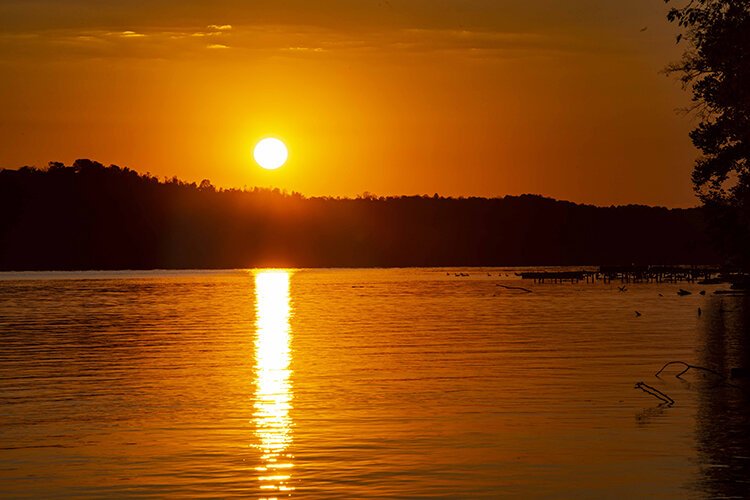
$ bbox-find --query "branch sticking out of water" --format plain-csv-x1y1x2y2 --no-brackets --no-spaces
655,361,724,379
496,285,533,293
634,382,675,406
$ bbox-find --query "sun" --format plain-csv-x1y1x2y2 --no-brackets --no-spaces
254,138,288,170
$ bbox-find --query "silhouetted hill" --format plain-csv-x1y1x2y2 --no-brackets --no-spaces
0,160,719,270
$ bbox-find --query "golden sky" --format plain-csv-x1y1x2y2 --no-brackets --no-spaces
0,0,699,207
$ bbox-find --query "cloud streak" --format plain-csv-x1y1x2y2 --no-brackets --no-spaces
0,24,239,60
0,22,613,63
0,0,662,63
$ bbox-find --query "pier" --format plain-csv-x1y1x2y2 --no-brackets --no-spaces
518,266,722,284
517,271,595,283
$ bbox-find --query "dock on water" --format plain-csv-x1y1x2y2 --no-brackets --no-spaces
517,271,595,283
518,266,722,284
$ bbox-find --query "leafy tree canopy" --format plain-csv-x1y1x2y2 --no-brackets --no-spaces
666,0,750,262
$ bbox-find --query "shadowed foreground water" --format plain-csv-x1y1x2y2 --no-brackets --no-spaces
1,268,748,498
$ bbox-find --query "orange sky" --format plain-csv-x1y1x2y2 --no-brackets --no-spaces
0,0,699,207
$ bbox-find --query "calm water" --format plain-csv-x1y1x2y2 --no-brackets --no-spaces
1,268,749,498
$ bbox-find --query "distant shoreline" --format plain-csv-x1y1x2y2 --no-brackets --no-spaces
1,161,721,270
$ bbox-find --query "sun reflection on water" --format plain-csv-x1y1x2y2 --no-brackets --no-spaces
253,270,294,497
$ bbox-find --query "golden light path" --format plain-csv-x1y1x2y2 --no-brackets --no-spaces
253,270,294,498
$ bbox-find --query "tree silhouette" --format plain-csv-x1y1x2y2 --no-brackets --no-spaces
665,0,750,265
0,160,718,270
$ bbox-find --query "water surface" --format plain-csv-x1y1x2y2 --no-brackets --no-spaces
1,269,748,498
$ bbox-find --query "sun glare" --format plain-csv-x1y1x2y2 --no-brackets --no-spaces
253,270,294,495
254,138,288,170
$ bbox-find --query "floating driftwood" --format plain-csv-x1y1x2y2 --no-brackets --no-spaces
655,361,724,379
634,382,674,406
655,360,741,388
496,284,532,293
636,361,744,407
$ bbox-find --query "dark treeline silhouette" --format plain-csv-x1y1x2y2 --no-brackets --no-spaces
0,160,719,270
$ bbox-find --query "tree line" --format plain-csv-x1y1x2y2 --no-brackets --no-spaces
0,160,719,270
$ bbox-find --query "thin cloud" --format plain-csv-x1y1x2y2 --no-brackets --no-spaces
282,46,325,53
118,31,146,38
0,23,616,63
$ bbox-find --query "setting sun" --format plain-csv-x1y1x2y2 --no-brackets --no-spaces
3,0,748,497
254,138,288,170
